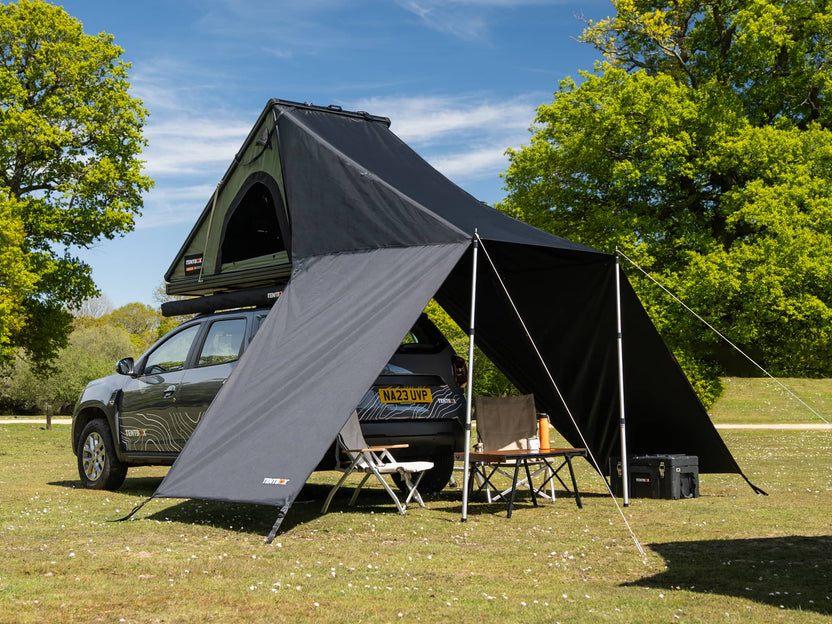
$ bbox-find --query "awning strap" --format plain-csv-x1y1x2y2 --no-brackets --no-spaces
265,498,294,544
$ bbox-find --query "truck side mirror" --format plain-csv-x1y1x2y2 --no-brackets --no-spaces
116,357,135,376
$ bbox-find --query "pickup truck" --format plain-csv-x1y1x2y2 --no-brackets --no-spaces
71,308,467,494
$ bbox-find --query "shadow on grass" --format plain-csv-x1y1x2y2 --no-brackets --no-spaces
48,476,166,498
135,482,442,538
133,482,332,537
129,480,534,537
49,479,82,489
628,536,832,615
51,474,593,537
118,476,166,497
439,489,593,516
50,475,460,537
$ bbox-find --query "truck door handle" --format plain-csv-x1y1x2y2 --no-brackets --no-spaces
163,385,176,399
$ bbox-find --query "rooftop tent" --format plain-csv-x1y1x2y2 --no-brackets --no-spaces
154,100,756,534
164,106,299,297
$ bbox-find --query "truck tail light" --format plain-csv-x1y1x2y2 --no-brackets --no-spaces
452,355,468,388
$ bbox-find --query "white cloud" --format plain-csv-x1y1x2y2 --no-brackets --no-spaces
352,95,532,144
427,145,510,179
194,0,375,55
348,94,538,180
142,118,252,176
395,0,578,41
137,183,217,230
396,0,489,40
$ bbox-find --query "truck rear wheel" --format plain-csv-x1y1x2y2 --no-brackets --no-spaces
77,419,127,490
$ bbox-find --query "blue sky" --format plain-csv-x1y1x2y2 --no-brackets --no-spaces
59,0,611,308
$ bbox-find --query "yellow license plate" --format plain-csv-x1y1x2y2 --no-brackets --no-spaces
378,387,433,404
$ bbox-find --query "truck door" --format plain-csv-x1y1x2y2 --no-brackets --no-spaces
173,316,248,446
119,324,201,453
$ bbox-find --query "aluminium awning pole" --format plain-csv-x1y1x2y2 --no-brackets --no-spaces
461,231,479,522
615,251,630,507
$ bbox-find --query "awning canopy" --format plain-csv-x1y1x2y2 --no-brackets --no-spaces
154,100,750,530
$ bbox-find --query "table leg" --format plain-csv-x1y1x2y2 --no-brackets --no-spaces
566,456,583,509
523,459,538,508
507,461,521,518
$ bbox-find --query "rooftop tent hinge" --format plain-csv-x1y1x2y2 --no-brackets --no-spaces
255,126,271,148
237,127,273,167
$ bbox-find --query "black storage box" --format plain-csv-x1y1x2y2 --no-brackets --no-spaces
609,454,699,499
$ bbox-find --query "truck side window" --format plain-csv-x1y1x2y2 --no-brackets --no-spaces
198,318,247,367
144,325,200,374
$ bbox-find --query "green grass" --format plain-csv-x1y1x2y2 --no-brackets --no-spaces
1,379,830,623
708,377,832,424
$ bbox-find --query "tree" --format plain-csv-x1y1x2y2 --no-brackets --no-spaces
0,0,152,371
70,294,114,320
0,321,136,414
499,1,832,405
101,302,164,353
0,191,36,366
425,300,517,397
580,0,832,127
152,281,193,336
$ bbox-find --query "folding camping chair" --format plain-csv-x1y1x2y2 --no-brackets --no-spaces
321,412,434,515
472,394,556,502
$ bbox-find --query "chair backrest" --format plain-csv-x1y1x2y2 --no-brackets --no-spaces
335,411,371,468
474,394,537,452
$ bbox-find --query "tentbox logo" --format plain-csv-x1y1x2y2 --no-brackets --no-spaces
262,477,289,486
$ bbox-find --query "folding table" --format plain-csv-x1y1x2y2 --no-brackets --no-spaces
456,447,586,518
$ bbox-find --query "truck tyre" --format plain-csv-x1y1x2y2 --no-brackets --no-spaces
393,451,454,495
77,419,127,490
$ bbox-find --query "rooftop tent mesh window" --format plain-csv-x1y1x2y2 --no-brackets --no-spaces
219,175,289,271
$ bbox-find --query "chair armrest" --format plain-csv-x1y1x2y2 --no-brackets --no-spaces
343,443,409,453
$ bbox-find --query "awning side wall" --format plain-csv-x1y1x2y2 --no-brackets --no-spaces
618,275,742,473
437,240,742,475
436,242,620,462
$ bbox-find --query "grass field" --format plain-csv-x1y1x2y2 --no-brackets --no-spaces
1,378,830,623
709,377,832,424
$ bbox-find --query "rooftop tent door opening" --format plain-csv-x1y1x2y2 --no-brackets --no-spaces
219,173,289,273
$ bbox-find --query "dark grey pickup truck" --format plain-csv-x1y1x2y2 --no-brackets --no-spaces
71,308,467,494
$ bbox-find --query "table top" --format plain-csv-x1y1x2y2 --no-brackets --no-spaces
455,447,586,462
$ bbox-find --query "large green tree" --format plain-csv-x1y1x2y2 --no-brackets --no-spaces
0,320,136,414
0,0,152,371
500,0,832,405
100,302,165,353
425,300,516,397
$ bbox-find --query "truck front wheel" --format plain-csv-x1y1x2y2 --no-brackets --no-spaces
77,419,127,490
